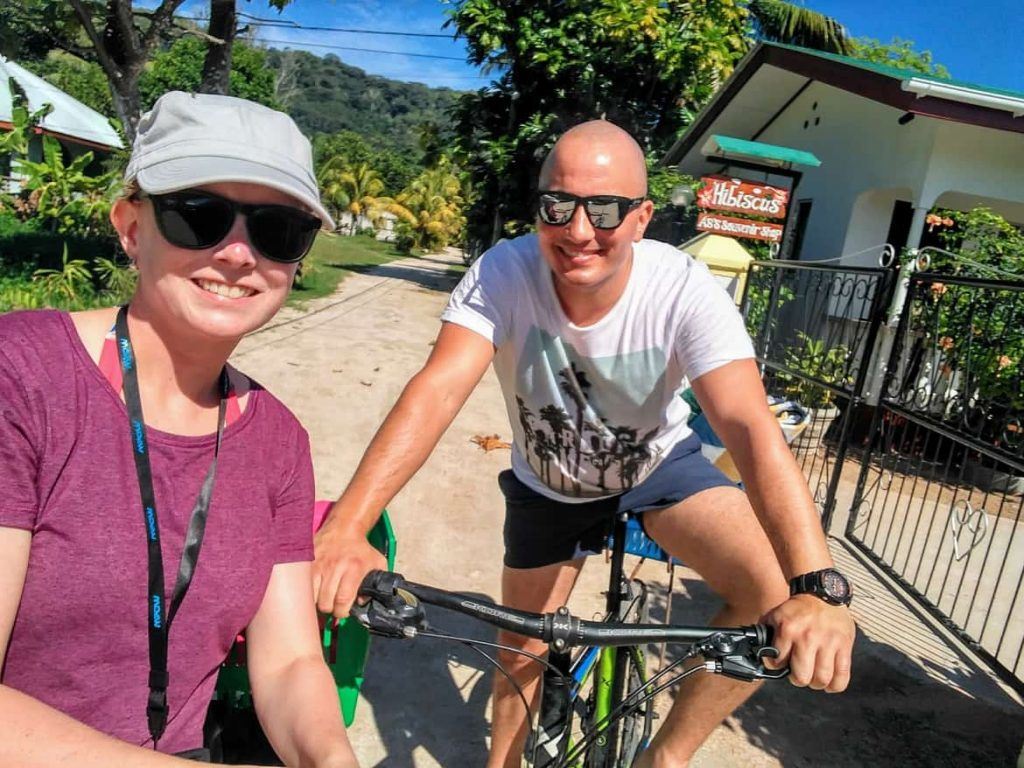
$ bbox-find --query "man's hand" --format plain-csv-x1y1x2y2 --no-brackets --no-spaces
312,520,386,619
761,594,856,692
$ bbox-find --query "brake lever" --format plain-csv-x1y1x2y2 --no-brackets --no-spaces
715,649,789,681
698,633,790,682
350,585,426,639
754,645,790,679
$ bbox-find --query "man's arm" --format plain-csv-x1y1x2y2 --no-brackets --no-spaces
246,561,358,768
313,322,496,617
690,359,855,692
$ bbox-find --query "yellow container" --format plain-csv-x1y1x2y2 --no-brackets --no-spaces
679,232,754,304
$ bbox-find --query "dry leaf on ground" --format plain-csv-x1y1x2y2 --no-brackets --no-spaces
471,434,511,452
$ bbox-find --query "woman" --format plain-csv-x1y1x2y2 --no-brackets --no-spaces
0,92,359,767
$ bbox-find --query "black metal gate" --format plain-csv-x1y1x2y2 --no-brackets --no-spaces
846,272,1024,694
741,259,895,528
742,260,1024,694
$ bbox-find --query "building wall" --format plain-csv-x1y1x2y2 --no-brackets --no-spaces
752,80,1024,265
922,122,1024,225
755,81,936,265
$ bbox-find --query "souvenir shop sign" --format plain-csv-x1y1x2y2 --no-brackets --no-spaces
696,212,785,243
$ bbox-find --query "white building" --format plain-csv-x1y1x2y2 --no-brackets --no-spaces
662,42,1024,266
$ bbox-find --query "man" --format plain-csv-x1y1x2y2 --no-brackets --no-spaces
313,120,856,767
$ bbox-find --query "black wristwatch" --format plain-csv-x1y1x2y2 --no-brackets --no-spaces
789,568,852,606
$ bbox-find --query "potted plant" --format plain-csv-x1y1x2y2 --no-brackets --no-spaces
782,332,854,451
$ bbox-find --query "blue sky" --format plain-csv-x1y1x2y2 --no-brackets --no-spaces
166,0,485,90
158,1,1022,93
807,0,1022,92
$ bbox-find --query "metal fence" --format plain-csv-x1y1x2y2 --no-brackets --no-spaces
743,259,1024,694
741,259,895,528
846,272,1024,692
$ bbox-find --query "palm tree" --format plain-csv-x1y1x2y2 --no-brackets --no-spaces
539,404,574,493
532,429,554,486
516,396,536,455
558,363,592,485
319,159,411,235
317,155,352,226
397,161,465,251
747,0,850,55
588,431,617,492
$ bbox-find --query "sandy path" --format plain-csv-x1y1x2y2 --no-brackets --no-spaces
231,249,1022,767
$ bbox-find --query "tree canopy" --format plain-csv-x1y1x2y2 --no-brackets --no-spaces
1,1,292,140
266,50,460,158
849,36,951,78
446,0,850,249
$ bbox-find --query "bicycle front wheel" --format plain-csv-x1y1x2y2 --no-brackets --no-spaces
615,645,653,767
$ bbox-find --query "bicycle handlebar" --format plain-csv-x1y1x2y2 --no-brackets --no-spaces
355,570,788,682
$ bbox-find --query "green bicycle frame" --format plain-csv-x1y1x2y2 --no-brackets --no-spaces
594,646,617,750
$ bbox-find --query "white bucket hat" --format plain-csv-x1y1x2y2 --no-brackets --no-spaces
124,91,334,230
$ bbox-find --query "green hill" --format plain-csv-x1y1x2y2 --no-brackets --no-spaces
266,49,461,154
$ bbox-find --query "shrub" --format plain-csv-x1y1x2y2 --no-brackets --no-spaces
782,332,853,409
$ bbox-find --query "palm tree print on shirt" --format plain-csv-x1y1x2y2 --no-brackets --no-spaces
516,364,663,497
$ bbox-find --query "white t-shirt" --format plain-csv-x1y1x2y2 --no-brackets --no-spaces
441,234,754,502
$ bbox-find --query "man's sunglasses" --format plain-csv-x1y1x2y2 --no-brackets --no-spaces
537,191,646,230
136,190,322,264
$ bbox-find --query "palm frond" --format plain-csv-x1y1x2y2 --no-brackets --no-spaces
747,0,850,54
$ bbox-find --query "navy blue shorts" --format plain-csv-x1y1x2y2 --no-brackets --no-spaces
499,434,736,569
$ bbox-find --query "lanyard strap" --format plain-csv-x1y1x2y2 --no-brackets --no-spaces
115,306,228,748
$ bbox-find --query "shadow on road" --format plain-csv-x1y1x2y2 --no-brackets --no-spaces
324,261,463,295
358,592,498,767
645,575,1023,767
401,254,466,269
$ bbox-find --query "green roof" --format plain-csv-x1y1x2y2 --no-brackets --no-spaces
766,42,1024,103
704,134,821,168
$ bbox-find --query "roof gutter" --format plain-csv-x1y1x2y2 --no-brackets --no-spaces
902,78,1024,118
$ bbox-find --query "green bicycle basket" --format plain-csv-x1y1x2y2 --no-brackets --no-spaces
214,509,397,726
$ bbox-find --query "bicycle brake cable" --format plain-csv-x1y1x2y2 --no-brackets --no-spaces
557,665,708,767
416,629,573,681
557,652,697,765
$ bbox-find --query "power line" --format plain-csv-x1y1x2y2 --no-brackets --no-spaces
258,37,469,61
182,15,453,39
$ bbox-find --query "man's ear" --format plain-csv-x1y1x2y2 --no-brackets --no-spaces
632,199,655,242
110,197,141,261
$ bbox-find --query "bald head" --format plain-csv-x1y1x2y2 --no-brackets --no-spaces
538,121,647,197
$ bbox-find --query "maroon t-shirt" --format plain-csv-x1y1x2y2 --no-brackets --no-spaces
0,310,315,753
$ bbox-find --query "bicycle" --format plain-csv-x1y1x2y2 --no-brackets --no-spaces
354,512,788,768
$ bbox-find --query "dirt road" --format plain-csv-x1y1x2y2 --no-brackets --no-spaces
232,250,1023,767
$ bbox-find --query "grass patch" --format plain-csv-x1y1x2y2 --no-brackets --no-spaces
288,233,406,306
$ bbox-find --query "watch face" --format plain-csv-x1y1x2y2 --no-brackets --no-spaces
821,570,850,602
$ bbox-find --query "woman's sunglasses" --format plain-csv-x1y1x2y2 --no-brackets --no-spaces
136,189,322,264
537,191,646,230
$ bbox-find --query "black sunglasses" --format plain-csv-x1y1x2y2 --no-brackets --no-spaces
537,191,646,230
137,189,322,264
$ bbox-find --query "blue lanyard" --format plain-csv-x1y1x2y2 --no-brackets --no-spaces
115,306,228,749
